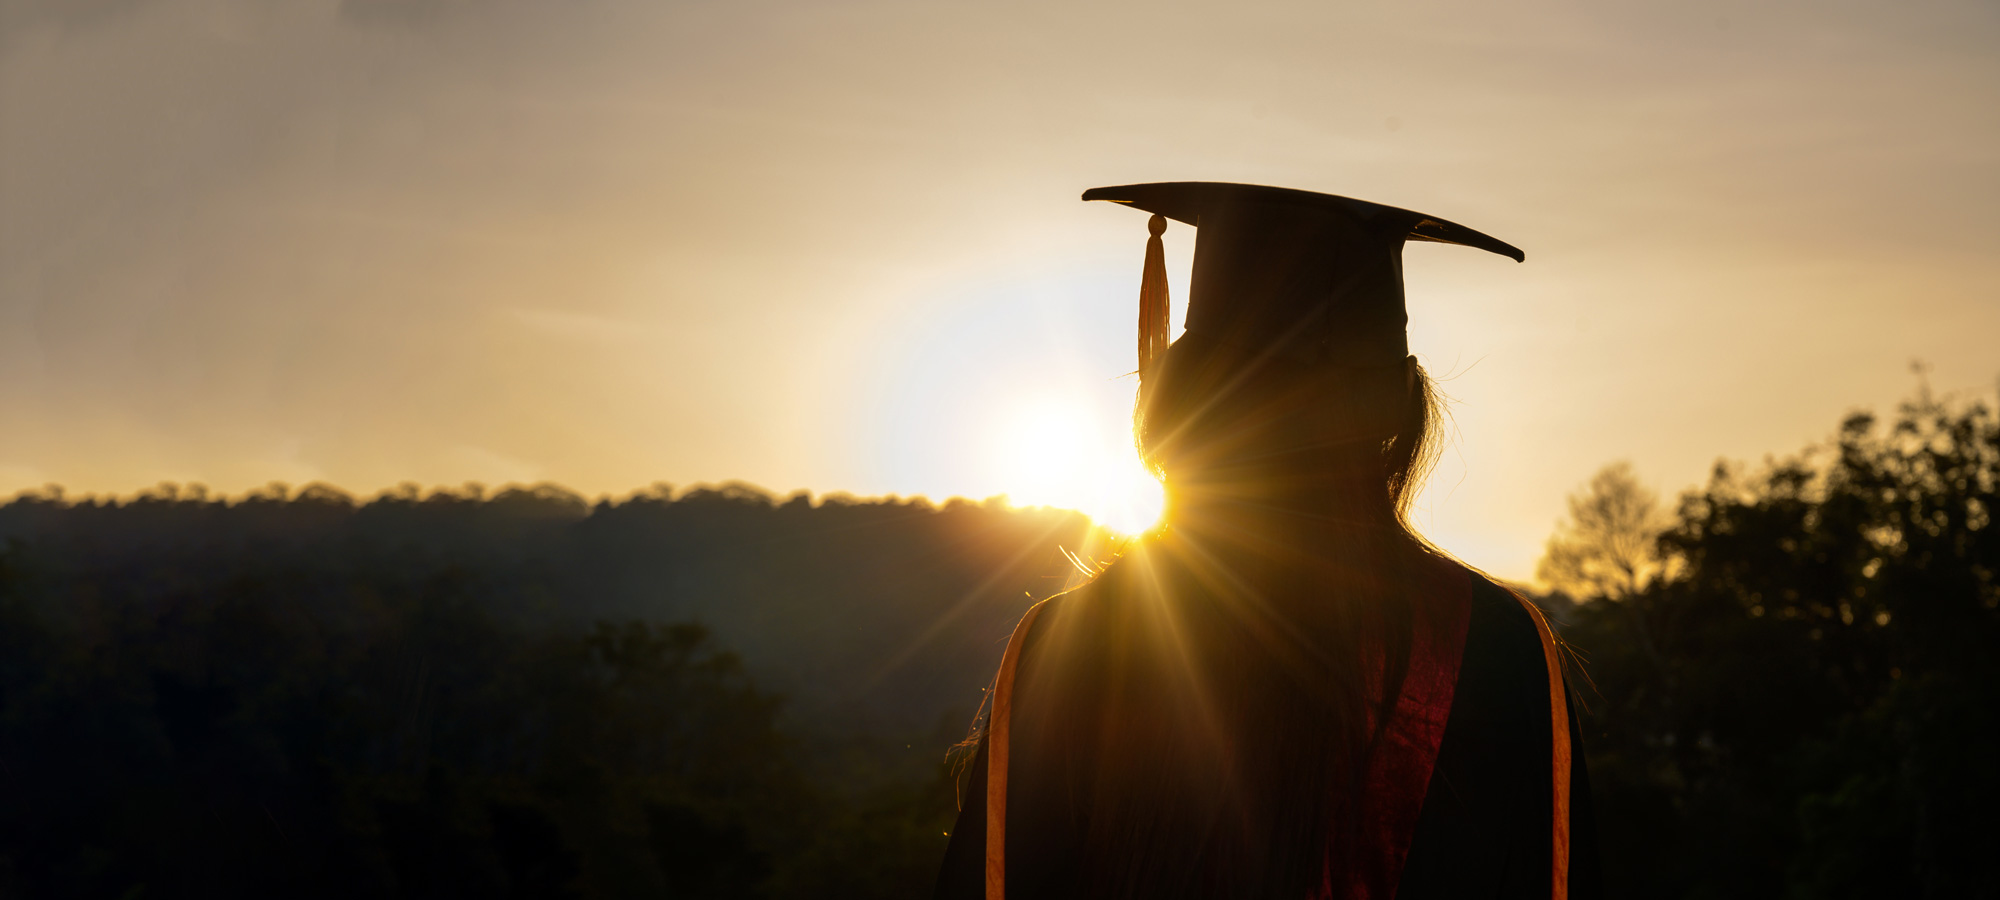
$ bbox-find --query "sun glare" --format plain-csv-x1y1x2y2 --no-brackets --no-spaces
992,397,1166,536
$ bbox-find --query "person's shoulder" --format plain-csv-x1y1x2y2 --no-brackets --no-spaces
1463,570,1537,630
1445,565,1549,674
1014,545,1163,664
1032,542,1156,619
1414,555,1537,633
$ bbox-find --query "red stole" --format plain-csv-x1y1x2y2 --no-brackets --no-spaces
1317,561,1473,900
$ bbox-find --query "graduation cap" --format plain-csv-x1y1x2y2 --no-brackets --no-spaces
1083,182,1523,379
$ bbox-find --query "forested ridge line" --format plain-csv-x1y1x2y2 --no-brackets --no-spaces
0,482,1100,732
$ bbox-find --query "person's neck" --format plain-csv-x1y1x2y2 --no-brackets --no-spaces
1163,460,1398,553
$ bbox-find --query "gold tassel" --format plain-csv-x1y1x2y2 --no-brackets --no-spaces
1137,214,1171,393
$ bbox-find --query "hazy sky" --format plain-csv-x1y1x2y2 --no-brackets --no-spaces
4,0,1997,580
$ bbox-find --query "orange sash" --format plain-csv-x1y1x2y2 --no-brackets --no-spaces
1510,591,1572,900
984,598,1052,900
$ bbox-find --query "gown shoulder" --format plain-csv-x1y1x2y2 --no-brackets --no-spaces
1398,569,1602,900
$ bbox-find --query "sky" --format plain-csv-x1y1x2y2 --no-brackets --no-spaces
3,0,1997,581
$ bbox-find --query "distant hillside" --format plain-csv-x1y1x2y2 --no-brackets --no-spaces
0,481,1104,734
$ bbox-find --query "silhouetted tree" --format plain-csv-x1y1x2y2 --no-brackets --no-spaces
1538,461,1675,674
1538,461,1673,602
1565,387,1999,900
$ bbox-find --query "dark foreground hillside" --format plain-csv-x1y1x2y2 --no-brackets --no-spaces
0,485,1097,898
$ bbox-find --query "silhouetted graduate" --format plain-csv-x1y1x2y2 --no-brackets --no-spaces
935,183,1599,900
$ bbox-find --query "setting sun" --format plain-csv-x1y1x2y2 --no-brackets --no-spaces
990,394,1166,536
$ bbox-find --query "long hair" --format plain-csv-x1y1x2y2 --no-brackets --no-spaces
1021,332,1445,899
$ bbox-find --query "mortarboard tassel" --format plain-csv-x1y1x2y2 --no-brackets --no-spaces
1137,214,1172,396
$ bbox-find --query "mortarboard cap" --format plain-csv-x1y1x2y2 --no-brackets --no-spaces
1083,182,1523,369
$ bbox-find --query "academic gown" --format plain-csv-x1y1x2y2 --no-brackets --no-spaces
932,551,1601,900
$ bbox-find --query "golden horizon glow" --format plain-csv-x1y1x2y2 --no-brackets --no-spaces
988,396,1166,537
4,0,1997,583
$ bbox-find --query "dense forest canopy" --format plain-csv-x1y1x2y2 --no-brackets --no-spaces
2,386,1994,898
1551,387,1998,899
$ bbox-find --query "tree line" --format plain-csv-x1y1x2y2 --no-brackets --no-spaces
1541,386,1997,899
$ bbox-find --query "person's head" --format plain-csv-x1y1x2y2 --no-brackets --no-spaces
1135,330,1441,533
1080,183,1510,537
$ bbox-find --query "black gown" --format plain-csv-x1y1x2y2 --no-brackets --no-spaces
933,549,1601,900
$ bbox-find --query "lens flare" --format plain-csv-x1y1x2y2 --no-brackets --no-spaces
991,396,1165,535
